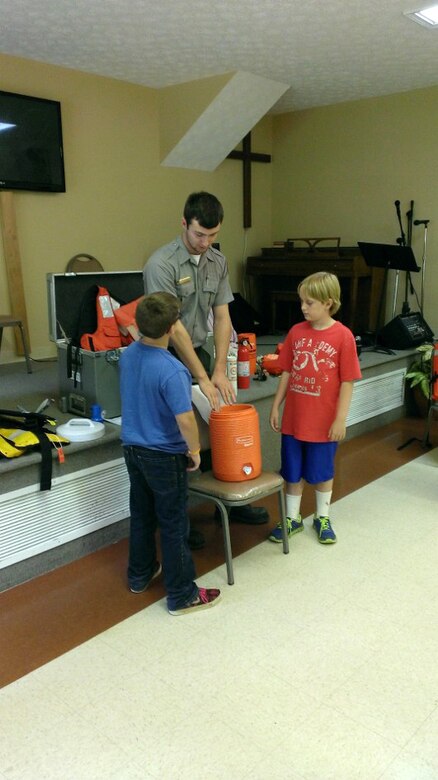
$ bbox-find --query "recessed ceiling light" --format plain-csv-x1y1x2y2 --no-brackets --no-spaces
404,4,438,26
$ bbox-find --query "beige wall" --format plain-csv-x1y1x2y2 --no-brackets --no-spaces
272,87,438,332
0,54,273,361
1,52,436,363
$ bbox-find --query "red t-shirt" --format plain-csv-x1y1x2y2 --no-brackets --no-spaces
278,320,362,442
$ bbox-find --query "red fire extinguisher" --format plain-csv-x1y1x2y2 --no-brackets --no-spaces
237,342,251,389
432,342,438,402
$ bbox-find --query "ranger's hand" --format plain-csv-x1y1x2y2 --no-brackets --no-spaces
198,376,221,411
211,369,236,405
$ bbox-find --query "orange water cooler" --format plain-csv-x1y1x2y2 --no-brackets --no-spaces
209,404,262,482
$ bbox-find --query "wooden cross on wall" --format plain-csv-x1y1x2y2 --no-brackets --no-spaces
227,131,271,229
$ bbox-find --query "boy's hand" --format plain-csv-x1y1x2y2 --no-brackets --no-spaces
270,406,281,432
186,452,201,471
328,420,346,441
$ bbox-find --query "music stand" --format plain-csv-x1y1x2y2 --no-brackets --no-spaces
357,242,420,354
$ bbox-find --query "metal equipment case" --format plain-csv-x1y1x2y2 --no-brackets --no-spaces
47,271,144,418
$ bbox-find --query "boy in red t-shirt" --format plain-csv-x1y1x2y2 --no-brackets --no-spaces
268,272,361,544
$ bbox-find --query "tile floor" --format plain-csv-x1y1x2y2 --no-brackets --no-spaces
0,418,437,779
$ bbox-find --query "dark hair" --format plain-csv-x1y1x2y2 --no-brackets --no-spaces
135,292,180,339
183,191,224,229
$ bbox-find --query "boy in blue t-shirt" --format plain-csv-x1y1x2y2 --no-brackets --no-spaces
120,292,221,615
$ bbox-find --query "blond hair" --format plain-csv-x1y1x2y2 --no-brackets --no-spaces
298,271,341,315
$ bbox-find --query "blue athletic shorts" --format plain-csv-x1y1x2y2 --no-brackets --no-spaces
280,435,338,484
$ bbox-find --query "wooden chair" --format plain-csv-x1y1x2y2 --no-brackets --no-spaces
0,315,32,373
65,254,104,273
189,406,289,585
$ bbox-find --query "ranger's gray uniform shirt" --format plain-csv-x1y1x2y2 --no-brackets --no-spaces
143,236,234,348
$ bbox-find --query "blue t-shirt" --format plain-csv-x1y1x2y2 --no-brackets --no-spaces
120,341,192,453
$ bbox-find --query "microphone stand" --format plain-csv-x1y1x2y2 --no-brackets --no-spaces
414,219,430,316
394,199,415,317
403,201,414,314
397,217,431,452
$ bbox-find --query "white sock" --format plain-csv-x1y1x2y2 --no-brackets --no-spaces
315,490,332,518
286,494,302,520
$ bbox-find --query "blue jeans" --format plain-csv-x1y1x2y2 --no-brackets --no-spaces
123,446,198,611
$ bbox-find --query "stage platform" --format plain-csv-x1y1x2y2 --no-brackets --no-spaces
0,337,416,590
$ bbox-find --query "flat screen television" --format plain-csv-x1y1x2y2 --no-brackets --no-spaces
0,89,66,193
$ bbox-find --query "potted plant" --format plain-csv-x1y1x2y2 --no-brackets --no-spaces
405,342,433,415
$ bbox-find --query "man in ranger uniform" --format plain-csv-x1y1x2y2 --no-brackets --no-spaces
143,191,269,542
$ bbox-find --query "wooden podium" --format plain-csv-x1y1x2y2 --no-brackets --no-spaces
246,238,384,333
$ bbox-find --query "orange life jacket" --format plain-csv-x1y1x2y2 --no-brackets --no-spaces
80,286,123,351
113,296,143,342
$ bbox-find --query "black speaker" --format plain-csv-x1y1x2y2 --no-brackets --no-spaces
379,313,434,350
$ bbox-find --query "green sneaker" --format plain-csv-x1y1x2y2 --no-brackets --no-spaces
268,515,303,543
313,515,336,544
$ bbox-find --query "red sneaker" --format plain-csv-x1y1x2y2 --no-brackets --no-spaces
168,587,221,616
